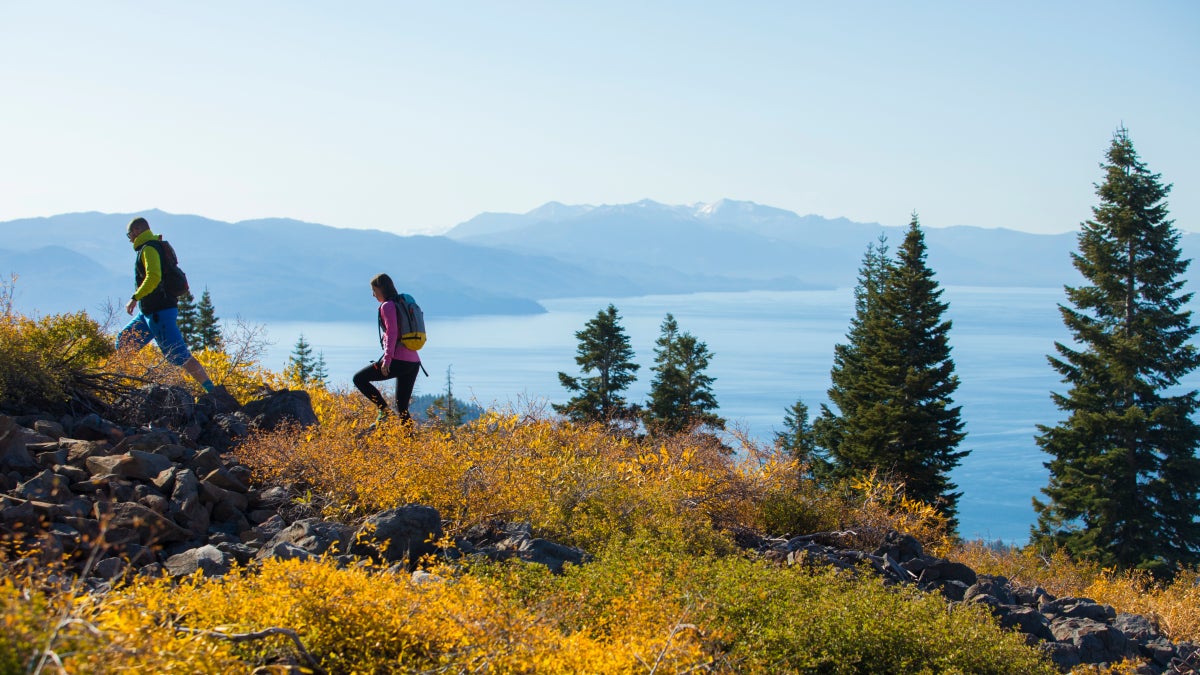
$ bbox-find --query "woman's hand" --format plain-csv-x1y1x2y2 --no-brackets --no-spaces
381,360,390,376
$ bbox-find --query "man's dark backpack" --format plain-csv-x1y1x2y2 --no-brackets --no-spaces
142,238,190,298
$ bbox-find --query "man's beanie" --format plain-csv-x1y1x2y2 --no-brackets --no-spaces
127,216,149,233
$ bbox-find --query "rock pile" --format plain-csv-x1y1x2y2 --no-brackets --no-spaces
759,529,1199,673
0,385,319,579
0,384,584,584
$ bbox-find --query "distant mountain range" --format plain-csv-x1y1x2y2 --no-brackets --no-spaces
3,201,1195,321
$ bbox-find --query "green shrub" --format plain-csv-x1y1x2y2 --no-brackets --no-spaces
0,303,114,413
475,535,1056,674
697,556,1055,674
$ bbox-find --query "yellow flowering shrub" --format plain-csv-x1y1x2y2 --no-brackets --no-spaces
237,379,958,558
237,403,768,551
0,567,244,674
193,348,272,402
69,557,708,674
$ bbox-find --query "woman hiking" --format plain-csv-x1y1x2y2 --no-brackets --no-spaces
353,273,423,426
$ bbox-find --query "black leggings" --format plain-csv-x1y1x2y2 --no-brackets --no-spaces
352,359,421,421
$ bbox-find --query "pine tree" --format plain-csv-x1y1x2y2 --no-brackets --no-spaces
877,215,968,522
554,304,640,425
195,289,223,351
644,313,723,434
813,236,891,472
777,397,825,473
285,334,319,385
815,220,968,527
311,351,329,386
175,291,200,351
1032,128,1200,573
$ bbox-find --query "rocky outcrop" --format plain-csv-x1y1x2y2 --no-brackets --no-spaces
0,386,582,583
0,384,321,579
758,529,1199,673
451,520,588,573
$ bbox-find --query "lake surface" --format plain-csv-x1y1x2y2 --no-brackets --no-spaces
255,287,1200,545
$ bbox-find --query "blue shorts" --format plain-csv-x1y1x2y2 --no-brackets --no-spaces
117,308,193,366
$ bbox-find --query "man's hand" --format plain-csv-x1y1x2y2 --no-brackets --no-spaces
125,298,137,315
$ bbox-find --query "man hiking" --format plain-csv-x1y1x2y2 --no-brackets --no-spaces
116,216,216,393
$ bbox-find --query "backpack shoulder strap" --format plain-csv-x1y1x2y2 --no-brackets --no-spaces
141,238,178,264
378,299,401,345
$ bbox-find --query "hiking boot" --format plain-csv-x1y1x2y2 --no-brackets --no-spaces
365,408,390,432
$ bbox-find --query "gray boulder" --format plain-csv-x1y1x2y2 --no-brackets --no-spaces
1041,597,1116,623
32,419,65,439
908,557,977,587
15,469,73,503
126,450,175,481
119,384,195,427
353,505,443,569
112,430,181,455
262,518,353,557
166,544,232,577
1114,612,1160,643
997,605,1054,642
256,541,315,563
69,413,121,442
516,538,586,573
95,501,191,545
85,454,135,478
242,390,318,431
199,412,250,450
1050,617,1133,664
964,574,1016,606
169,469,211,536
872,530,924,563
454,519,586,574
196,386,241,416
61,439,111,464
92,557,128,580
203,466,248,493
0,415,37,471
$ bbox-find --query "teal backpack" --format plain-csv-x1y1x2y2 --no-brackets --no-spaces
395,293,427,351
378,293,426,351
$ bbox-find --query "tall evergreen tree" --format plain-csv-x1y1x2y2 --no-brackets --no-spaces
644,313,723,434
175,291,200,351
1032,128,1200,573
813,236,891,472
554,304,640,425
877,215,967,522
815,219,968,527
195,289,223,351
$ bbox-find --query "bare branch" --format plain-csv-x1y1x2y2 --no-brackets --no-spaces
175,626,327,675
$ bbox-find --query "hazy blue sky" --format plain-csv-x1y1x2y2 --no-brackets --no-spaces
2,2,1197,235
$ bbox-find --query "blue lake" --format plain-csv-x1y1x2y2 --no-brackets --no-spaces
255,287,1200,545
